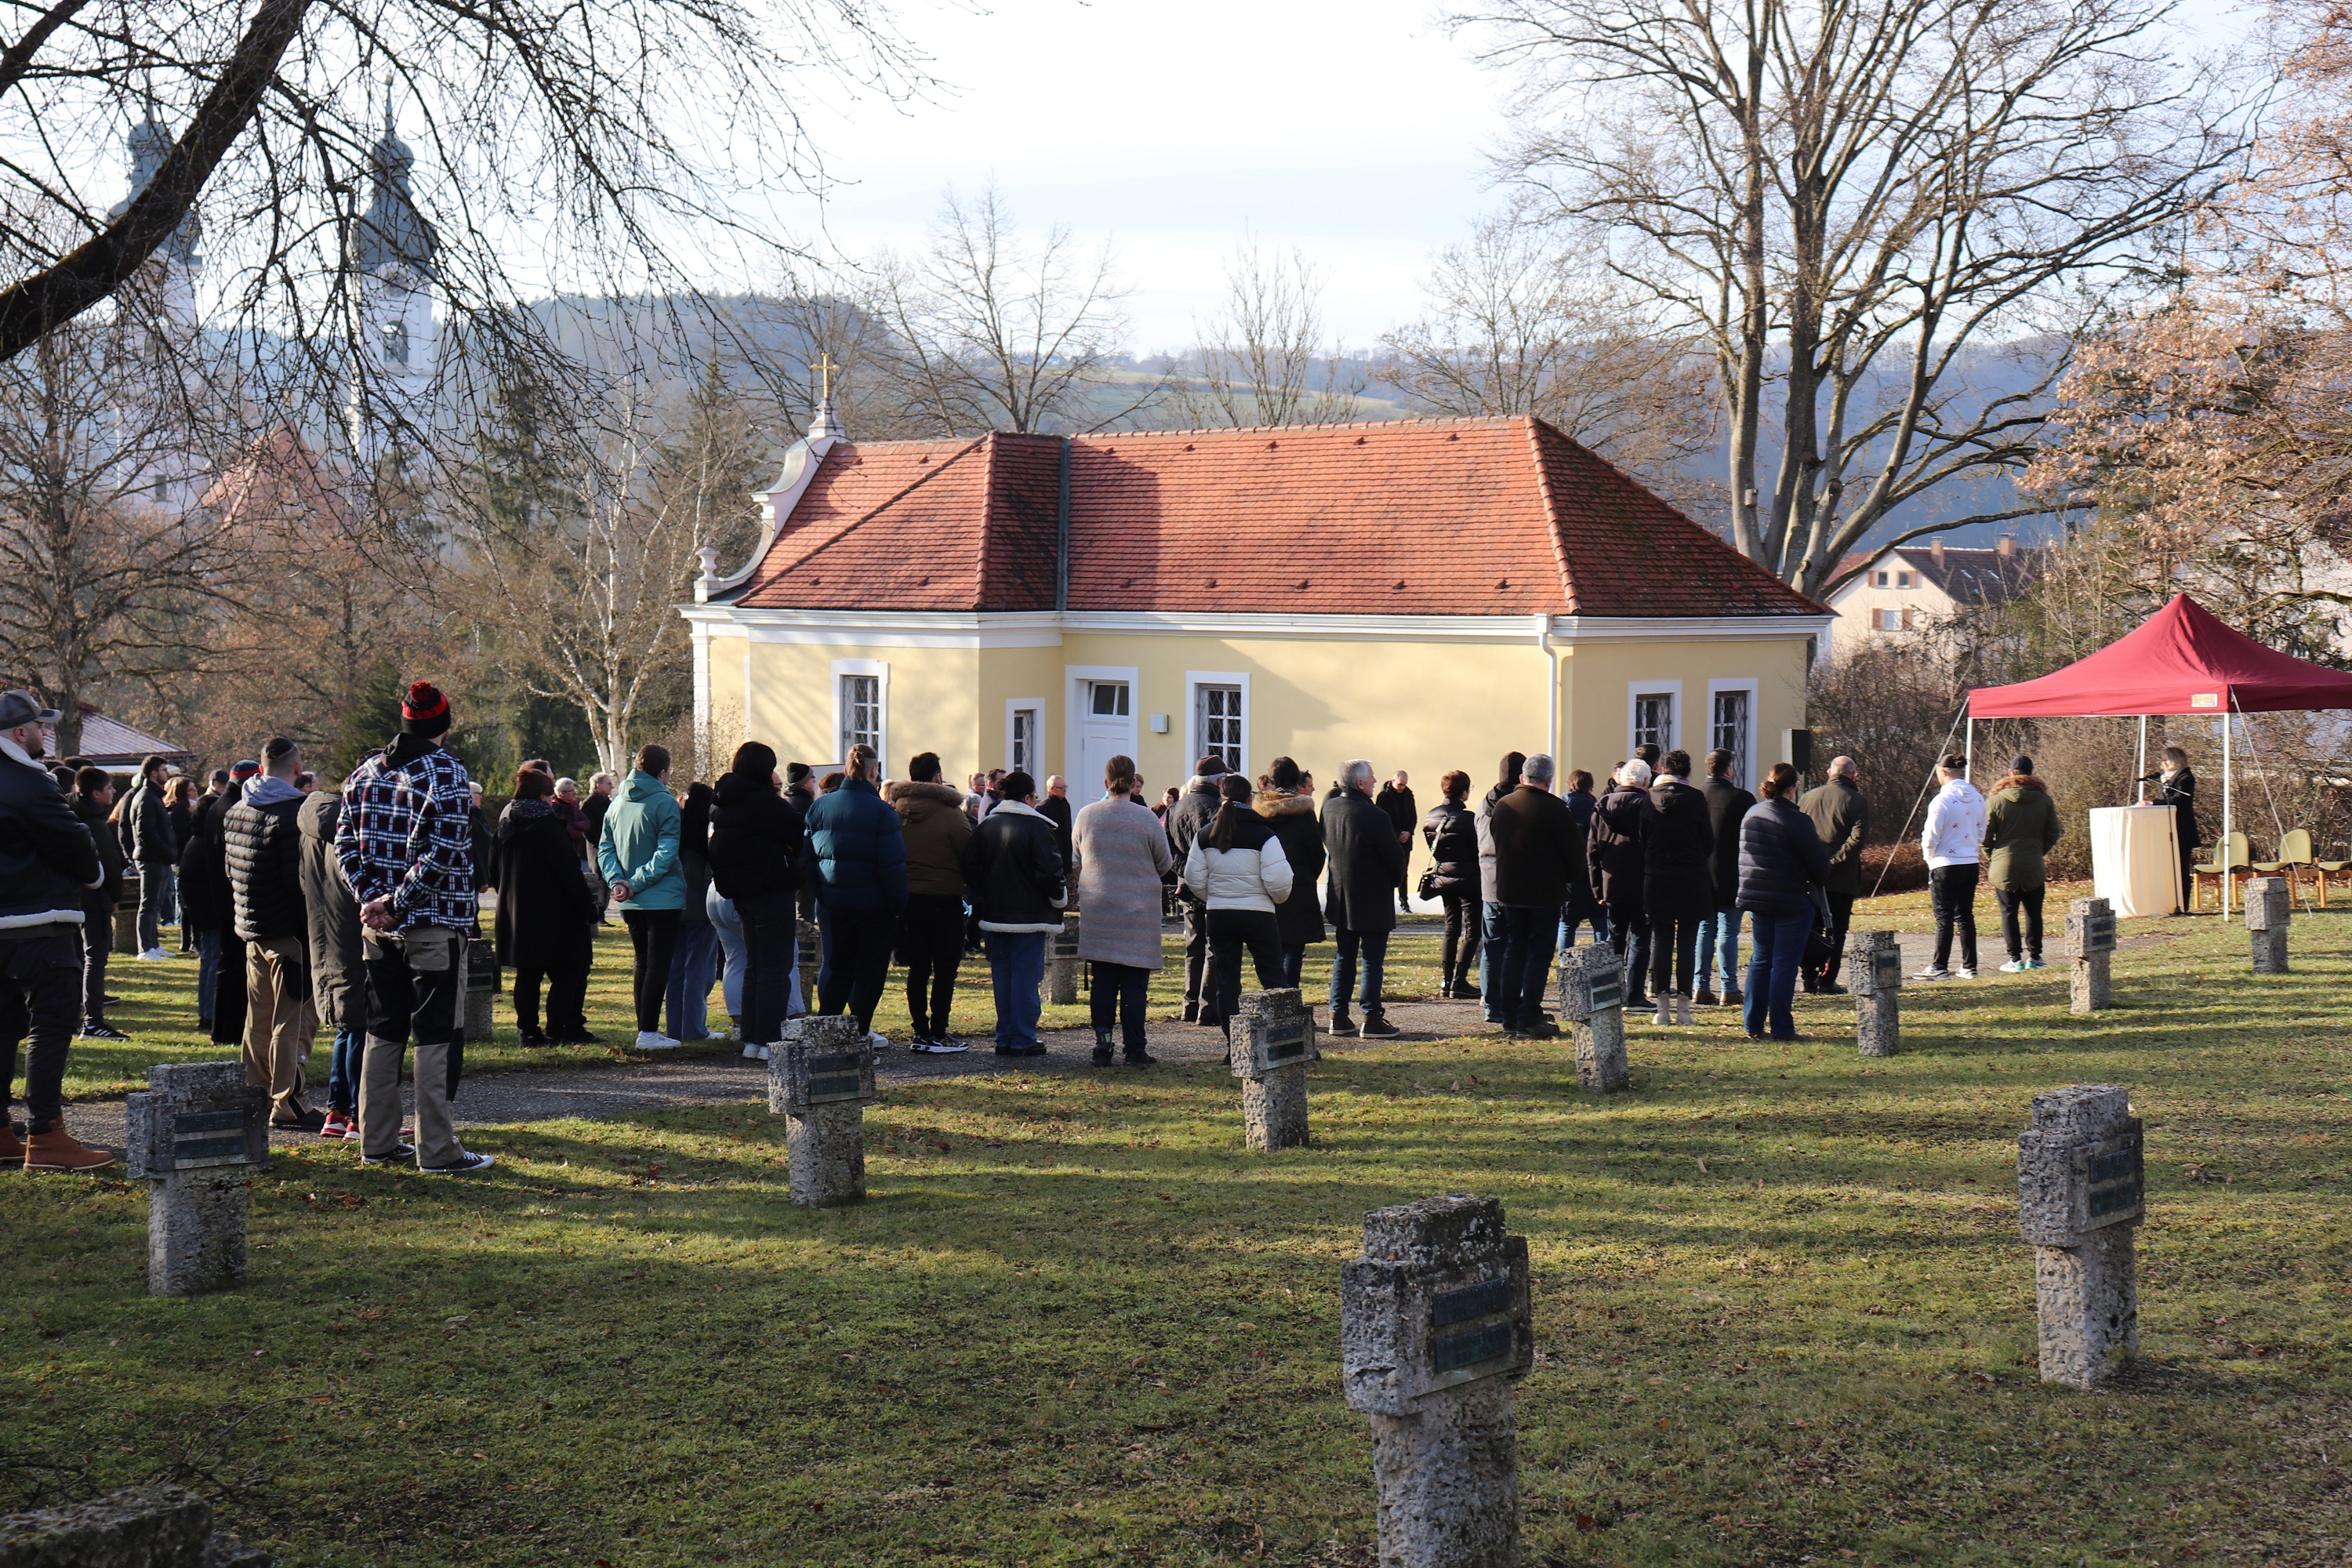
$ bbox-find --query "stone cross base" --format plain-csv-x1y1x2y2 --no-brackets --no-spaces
1367,1376,1521,1568
150,1171,249,1297
463,985,495,1042
2252,927,2288,974
2034,1228,2139,1389
2071,953,2111,1014
1241,1063,1309,1150
1856,993,1899,1058
786,1101,866,1209
1570,1009,1628,1092
1047,955,1079,1006
0,1484,271,1567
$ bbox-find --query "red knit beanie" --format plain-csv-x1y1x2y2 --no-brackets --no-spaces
401,681,452,739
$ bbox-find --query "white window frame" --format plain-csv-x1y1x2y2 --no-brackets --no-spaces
1004,697,1047,779
1064,664,1141,789
831,657,888,768
1185,670,1250,777
1707,677,1760,789
1627,679,1682,758
1871,569,1890,586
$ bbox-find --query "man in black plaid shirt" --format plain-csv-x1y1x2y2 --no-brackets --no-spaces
333,681,494,1175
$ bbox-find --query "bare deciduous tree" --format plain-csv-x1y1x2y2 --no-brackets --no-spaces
865,188,1149,434
1381,216,1719,502
1454,0,2245,598
1167,241,1367,429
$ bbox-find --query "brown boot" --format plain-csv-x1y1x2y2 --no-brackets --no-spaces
23,1127,119,1174
0,1123,22,1165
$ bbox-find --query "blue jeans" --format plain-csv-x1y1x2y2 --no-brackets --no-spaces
985,931,1049,1051
1497,906,1560,1029
666,920,719,1040
326,1025,364,1114
1330,927,1390,1019
1478,902,1507,1020
1558,898,1609,952
193,927,222,1028
706,888,746,1018
1744,909,1811,1040
1695,906,1740,993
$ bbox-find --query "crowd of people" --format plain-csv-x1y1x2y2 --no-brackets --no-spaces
0,673,2164,1174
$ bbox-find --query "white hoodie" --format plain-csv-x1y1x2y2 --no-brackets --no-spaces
1922,777,1987,869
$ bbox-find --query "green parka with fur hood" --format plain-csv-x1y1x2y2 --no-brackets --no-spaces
1984,775,2062,891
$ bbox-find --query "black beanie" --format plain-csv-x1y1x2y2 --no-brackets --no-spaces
732,740,779,780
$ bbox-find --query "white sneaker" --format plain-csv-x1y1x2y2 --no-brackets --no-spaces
866,1030,890,1051
634,1030,681,1051
137,947,172,961
1999,959,2028,973
740,1040,763,1060
1956,967,1978,979
1913,967,1952,981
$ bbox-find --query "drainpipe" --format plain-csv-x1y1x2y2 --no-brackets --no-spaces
1538,616,1558,760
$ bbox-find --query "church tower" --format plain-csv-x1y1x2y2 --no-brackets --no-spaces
116,111,201,333
113,111,205,511
349,116,439,465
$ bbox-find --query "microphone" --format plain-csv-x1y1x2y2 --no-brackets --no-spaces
2135,773,2162,783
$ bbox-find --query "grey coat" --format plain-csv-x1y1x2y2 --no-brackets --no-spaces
1073,795,1174,970
297,790,363,1031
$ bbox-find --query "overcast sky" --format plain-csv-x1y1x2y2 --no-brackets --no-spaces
782,0,1514,354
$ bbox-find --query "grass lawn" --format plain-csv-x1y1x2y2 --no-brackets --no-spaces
7,886,2348,1565
63,920,1448,1097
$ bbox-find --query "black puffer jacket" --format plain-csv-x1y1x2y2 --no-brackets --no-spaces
1256,790,1326,946
1737,797,1831,916
1587,785,1647,910
0,745,99,936
74,793,125,905
964,800,1066,932
224,782,307,942
1421,800,1479,895
709,771,804,903
1641,777,1716,921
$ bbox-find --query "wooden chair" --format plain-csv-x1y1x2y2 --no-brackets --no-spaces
2314,843,2352,909
2191,831,2252,912
2253,828,2318,909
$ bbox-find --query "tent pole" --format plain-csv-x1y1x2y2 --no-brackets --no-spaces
1965,715,1974,778
2221,712,2233,917
2136,715,2148,803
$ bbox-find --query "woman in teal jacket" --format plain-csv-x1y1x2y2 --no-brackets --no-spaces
597,744,684,1047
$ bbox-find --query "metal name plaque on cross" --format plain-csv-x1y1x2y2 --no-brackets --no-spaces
1873,946,1903,991
1234,989,1318,1078
124,1062,268,1181
1341,1197,1536,1413
2071,1134,2145,1232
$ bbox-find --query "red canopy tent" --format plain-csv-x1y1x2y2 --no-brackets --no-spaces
1969,593,2352,910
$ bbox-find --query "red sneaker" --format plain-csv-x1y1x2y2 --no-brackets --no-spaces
318,1114,353,1141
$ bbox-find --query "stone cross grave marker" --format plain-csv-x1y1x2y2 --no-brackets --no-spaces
0,1483,272,1567
2245,875,2291,973
1232,988,1316,1150
123,1062,269,1297
2016,1083,2144,1389
1553,944,1628,1093
463,934,498,1043
766,1014,875,1208
795,919,821,1011
2063,896,2116,1014
1047,916,1082,1005
1341,1194,1534,1568
1847,931,1902,1057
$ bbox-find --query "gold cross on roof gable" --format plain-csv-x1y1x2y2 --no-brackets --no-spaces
811,351,838,404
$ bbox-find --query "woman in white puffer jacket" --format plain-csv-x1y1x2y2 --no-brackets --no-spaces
1182,772,1294,1036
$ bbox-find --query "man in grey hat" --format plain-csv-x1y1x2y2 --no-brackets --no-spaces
0,691,115,1171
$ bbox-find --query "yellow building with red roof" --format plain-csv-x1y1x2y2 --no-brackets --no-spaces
681,401,1831,802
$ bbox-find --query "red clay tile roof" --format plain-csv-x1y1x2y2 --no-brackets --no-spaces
734,416,1824,617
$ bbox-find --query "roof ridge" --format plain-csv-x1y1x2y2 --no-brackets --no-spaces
1522,417,1579,615
971,433,997,611
829,413,1526,451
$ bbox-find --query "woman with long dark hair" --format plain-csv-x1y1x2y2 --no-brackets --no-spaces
1254,756,1325,986
495,768,597,1045
1423,770,1481,998
665,780,719,1040
1181,772,1293,1041
709,742,804,1058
